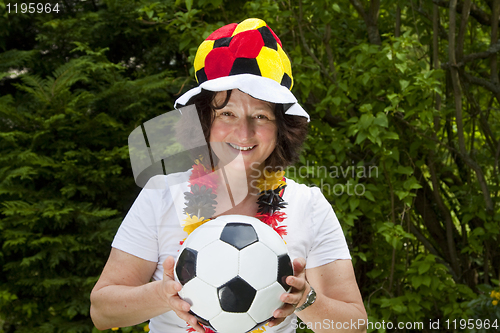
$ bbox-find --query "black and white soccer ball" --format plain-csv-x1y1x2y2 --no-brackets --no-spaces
174,215,293,333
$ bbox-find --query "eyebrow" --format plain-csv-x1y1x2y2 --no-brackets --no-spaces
223,102,274,111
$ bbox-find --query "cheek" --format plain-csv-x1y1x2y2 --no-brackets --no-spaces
209,122,226,142
260,125,278,148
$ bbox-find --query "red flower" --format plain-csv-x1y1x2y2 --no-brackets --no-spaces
189,164,218,194
186,325,215,333
256,212,287,238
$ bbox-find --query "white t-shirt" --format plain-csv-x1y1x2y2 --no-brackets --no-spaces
112,172,351,333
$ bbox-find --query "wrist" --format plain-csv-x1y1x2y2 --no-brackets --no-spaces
295,284,316,312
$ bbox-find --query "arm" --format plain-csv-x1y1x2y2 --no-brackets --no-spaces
271,258,367,333
90,248,204,332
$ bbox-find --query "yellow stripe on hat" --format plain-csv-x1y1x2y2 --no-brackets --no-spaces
232,18,267,36
256,46,283,84
277,44,293,89
194,40,215,72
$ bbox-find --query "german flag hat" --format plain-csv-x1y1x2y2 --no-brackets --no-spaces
174,18,309,121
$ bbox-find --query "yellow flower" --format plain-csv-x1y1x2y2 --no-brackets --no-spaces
490,290,500,300
255,170,286,192
493,300,498,306
182,214,210,235
144,324,150,332
250,322,268,332
111,328,119,331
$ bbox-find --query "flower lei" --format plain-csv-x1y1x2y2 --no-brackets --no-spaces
181,159,288,333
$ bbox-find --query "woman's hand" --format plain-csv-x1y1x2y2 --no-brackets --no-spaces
268,257,308,328
160,256,205,333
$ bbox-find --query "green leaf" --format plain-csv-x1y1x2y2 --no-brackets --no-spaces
349,197,360,211
418,262,431,274
359,113,374,129
400,79,410,91
364,191,375,201
373,112,388,127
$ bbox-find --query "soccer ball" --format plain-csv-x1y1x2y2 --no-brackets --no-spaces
174,215,293,333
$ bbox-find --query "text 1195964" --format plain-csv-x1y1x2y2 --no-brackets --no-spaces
6,3,60,14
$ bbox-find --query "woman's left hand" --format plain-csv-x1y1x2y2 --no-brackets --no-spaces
268,257,308,327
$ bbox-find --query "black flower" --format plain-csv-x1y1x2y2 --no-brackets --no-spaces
257,185,287,215
184,184,217,219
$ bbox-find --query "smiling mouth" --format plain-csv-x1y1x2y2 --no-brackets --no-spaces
227,143,256,151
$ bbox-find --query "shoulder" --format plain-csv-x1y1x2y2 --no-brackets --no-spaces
283,177,325,203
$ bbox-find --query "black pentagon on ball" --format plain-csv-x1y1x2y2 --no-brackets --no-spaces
189,311,217,332
176,247,198,285
220,222,258,250
217,276,257,312
277,254,293,290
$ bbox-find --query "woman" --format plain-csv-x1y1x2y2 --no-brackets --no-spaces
90,18,367,333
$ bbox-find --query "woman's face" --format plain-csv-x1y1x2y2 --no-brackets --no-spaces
209,89,277,173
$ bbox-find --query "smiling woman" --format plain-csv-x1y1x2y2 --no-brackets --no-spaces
90,18,367,333
185,89,309,173
209,89,278,175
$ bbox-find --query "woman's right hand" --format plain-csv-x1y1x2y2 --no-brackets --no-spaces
160,256,205,333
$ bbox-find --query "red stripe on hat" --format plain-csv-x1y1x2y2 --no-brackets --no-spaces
204,48,235,80
267,25,282,47
206,23,238,40
230,30,264,58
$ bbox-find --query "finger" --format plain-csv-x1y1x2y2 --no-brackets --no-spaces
164,278,183,295
163,256,176,279
268,316,285,328
169,295,191,313
285,275,307,291
186,317,205,333
280,289,304,306
292,257,306,276
272,303,296,319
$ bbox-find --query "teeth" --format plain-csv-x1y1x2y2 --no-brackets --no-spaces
228,143,255,151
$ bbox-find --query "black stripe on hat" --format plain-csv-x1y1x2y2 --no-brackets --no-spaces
229,58,261,76
257,26,278,51
214,37,232,48
280,73,292,89
195,67,208,84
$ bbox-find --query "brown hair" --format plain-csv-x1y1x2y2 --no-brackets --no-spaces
185,89,309,171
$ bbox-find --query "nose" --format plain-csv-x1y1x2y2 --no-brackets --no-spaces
234,116,254,142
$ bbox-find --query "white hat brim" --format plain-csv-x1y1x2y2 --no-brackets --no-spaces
174,74,310,121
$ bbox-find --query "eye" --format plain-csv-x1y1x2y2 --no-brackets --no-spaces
256,114,269,119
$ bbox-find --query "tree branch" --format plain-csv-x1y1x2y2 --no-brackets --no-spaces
417,5,449,40
433,0,492,26
428,154,461,277
296,2,336,85
449,0,467,155
491,0,500,83
323,24,338,82
349,0,381,45
457,0,472,61
409,223,460,282
462,71,500,96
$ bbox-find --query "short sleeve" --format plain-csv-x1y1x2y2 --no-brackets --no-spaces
305,187,351,269
111,178,167,262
